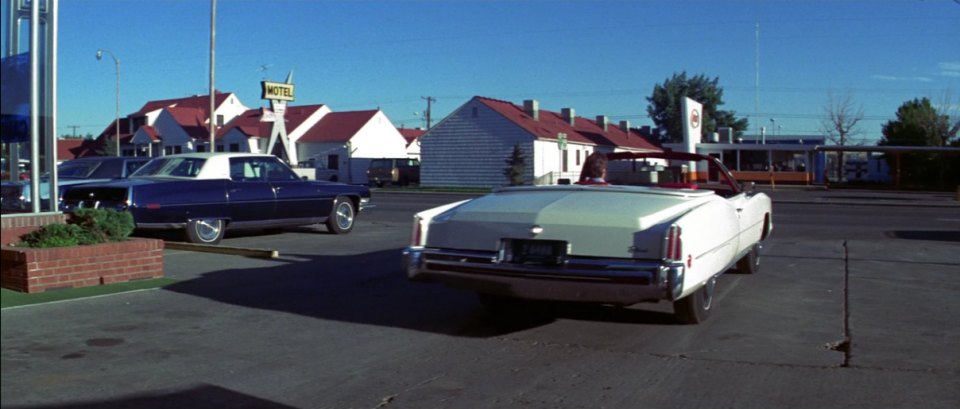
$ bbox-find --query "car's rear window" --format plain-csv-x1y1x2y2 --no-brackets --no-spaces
58,161,99,178
132,158,206,178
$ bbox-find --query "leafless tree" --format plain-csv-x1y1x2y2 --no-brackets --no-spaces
822,89,864,181
933,89,960,147
932,90,960,186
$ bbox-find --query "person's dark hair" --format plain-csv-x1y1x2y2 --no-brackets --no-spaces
579,152,608,182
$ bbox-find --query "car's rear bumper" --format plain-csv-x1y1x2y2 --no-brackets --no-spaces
402,247,684,305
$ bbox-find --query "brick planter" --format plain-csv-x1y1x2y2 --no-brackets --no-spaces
1,238,165,293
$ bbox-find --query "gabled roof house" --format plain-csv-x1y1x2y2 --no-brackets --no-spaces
91,91,410,183
217,104,331,155
420,96,661,188
100,91,249,156
297,109,409,183
398,127,425,159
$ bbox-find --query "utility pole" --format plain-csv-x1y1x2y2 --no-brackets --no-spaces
421,96,436,129
209,0,217,151
755,21,760,140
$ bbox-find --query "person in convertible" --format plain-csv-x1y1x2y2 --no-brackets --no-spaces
577,152,609,185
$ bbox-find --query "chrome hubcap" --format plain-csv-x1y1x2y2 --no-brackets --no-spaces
196,219,222,241
335,202,354,230
702,276,716,310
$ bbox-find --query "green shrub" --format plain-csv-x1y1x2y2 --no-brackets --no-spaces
71,208,134,242
20,223,98,248
18,208,134,248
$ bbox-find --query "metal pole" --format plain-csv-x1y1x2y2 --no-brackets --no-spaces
209,0,216,149
49,0,60,208
755,22,760,141
29,0,41,212
895,152,901,189
96,48,120,156
115,57,120,156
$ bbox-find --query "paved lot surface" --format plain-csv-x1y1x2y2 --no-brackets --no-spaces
2,189,958,409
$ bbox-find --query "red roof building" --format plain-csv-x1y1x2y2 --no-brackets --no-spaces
420,96,662,188
397,127,425,158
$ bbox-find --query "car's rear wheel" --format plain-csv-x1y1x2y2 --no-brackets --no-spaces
326,196,355,234
185,218,225,245
673,276,716,324
736,243,761,274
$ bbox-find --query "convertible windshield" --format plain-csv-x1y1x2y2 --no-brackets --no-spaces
131,157,206,178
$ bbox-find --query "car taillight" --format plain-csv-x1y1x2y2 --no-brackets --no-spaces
410,216,424,246
664,225,682,262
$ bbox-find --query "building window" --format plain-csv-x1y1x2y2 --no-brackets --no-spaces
196,145,206,153
217,115,225,127
562,151,568,172
229,143,240,152
216,144,225,152
576,150,581,166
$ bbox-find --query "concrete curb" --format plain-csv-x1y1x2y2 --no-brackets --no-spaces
163,242,279,259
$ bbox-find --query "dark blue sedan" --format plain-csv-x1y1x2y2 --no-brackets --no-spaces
60,153,371,244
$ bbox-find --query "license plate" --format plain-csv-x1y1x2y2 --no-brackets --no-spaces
501,239,567,265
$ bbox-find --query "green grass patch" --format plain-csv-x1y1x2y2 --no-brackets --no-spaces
1,277,177,309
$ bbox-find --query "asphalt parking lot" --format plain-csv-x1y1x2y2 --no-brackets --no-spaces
2,188,958,409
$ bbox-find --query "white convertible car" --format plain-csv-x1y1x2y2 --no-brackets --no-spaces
402,151,772,324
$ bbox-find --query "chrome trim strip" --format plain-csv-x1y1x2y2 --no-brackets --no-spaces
404,247,685,304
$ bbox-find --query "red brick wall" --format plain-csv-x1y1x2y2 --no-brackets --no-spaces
1,238,164,293
1,213,68,246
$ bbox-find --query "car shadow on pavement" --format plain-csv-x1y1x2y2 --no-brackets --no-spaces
887,230,960,242
1,384,297,409
163,248,677,338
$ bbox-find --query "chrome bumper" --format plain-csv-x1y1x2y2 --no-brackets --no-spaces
402,247,684,305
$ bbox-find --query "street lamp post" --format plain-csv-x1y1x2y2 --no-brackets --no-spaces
96,49,121,157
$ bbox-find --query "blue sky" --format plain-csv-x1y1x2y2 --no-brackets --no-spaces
50,0,960,143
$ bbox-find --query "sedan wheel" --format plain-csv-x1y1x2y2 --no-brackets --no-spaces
326,197,355,234
185,218,225,245
673,276,716,324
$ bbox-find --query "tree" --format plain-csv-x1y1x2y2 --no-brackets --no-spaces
822,89,865,146
645,71,748,143
821,89,865,182
94,134,119,156
503,143,526,186
879,97,960,187
881,98,945,147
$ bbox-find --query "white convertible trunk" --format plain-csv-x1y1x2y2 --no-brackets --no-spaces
425,185,714,260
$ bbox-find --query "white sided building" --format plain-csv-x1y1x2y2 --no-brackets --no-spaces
124,92,250,156
419,96,662,188
296,110,409,184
